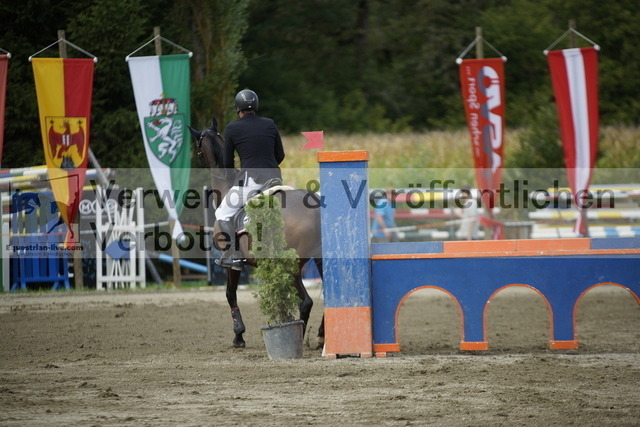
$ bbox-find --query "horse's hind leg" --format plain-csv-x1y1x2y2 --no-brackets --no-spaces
295,259,314,336
226,268,246,348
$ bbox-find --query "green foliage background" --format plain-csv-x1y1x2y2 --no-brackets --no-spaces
0,0,638,169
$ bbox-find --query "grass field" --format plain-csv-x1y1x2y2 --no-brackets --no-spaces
279,125,640,188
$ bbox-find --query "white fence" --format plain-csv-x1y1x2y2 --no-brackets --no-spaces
94,186,146,290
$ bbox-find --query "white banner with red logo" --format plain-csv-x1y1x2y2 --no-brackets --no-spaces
458,58,506,237
547,47,599,236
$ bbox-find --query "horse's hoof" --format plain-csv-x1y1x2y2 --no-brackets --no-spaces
233,339,246,348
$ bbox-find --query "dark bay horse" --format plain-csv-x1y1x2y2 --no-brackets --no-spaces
189,119,324,348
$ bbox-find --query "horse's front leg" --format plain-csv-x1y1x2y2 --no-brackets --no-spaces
226,268,246,348
314,258,325,349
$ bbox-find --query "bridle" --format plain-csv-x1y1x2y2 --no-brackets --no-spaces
196,130,227,181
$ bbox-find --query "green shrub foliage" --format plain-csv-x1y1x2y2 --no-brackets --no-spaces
245,195,300,325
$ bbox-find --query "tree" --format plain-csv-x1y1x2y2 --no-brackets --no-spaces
170,0,250,130
239,0,491,131
0,0,85,167
479,0,558,128
67,0,152,168
239,0,379,132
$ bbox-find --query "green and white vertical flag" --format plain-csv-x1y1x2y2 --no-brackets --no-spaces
128,54,191,239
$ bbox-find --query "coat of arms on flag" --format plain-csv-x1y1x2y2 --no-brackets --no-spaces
143,96,185,166
46,117,87,170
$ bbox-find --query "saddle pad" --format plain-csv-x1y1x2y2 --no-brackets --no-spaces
260,185,294,197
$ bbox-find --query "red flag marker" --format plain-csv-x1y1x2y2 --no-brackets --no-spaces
302,131,324,149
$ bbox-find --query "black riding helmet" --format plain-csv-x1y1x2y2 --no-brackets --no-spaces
235,89,259,112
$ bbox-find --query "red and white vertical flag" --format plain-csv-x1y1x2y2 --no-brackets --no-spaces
547,47,599,236
458,58,506,238
0,54,8,167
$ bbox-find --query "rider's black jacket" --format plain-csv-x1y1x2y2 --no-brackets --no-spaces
223,113,285,186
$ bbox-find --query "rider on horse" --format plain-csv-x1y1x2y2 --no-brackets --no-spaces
215,89,285,270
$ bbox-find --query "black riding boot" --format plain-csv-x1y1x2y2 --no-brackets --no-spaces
216,220,244,271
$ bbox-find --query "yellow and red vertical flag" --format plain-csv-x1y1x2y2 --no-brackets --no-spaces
0,54,8,167
32,58,94,245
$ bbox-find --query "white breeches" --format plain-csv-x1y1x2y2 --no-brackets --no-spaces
215,177,262,221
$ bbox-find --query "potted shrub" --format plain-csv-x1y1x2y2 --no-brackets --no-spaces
245,194,304,359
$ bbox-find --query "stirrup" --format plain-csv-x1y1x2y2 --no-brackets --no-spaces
216,253,243,271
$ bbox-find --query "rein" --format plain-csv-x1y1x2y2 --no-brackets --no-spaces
197,132,227,181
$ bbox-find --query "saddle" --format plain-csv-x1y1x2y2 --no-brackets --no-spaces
230,178,293,235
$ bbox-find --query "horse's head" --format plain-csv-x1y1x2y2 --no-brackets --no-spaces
188,117,225,170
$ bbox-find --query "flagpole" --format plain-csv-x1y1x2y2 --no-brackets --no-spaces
153,26,182,287
475,27,497,240
56,29,109,187
569,19,589,238
154,26,163,56
57,30,68,58
475,27,484,60
58,29,84,290
569,19,577,49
